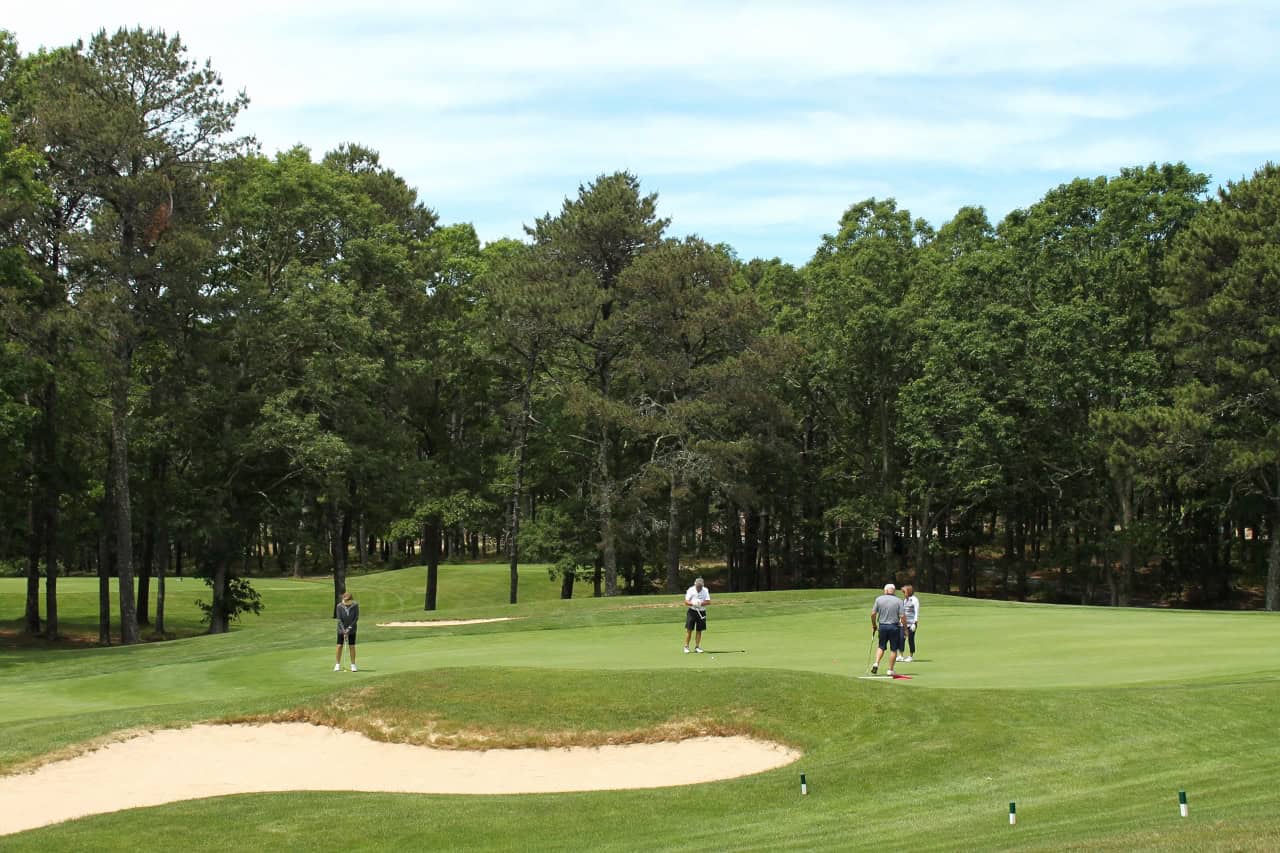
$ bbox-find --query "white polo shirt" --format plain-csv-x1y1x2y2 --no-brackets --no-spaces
685,585,711,613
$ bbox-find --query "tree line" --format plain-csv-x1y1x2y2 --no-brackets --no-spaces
3,27,1279,643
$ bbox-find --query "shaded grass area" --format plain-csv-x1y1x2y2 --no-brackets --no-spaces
0,562,568,646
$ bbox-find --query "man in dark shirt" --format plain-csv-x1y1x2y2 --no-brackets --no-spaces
335,591,359,672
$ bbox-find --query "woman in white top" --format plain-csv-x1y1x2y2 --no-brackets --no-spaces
901,584,920,662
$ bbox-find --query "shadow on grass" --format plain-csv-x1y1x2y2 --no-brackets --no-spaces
0,622,198,651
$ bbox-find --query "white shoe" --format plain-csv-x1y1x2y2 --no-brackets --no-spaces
334,663,341,672
350,664,358,672
683,647,690,653
887,670,895,677
695,647,704,653
901,656,912,662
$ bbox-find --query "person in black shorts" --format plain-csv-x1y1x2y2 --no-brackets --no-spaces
335,591,359,672
683,577,711,653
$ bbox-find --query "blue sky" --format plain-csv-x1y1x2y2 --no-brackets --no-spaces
9,1,1279,264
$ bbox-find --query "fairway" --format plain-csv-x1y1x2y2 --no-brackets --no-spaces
3,565,1280,851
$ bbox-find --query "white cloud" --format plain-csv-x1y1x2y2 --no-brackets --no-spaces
5,0,1277,263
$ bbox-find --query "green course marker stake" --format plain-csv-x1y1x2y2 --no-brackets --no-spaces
1179,790,1188,818
1009,802,1016,826
800,773,807,795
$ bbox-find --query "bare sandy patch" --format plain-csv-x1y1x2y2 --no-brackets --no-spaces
377,617,520,627
0,723,800,836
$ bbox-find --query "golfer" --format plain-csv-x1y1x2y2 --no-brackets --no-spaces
683,577,711,653
869,583,904,676
335,591,359,672
901,584,920,662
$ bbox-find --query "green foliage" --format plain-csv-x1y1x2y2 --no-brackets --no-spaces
195,576,263,626
1161,163,1280,607
1,19,1278,624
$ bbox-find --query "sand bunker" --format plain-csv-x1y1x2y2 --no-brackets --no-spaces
377,617,519,627
0,723,800,836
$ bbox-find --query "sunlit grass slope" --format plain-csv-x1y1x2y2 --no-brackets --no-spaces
2,566,1279,851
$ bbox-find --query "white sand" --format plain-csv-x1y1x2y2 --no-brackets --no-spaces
0,723,800,836
377,617,519,627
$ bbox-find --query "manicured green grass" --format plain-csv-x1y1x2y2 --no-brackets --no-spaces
2,567,1280,851
0,560,568,643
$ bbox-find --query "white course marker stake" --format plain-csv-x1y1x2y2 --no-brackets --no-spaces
1009,802,1017,825
800,773,808,795
1179,790,1188,818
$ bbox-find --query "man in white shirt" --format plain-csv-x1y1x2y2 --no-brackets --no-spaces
683,577,711,653
900,584,920,662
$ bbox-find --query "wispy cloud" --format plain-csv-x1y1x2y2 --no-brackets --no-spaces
6,0,1279,262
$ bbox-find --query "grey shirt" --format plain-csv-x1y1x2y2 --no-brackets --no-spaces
872,594,903,626
337,602,359,632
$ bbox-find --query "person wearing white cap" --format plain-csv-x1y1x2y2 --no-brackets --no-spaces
869,583,904,676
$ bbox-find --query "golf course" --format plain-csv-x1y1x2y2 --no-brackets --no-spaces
2,565,1279,851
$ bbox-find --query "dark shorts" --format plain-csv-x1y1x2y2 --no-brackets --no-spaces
337,628,357,646
877,624,902,652
685,609,707,632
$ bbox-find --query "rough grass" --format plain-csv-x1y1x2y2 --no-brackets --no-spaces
232,668,764,749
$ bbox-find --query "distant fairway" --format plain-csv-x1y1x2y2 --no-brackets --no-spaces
2,565,1279,851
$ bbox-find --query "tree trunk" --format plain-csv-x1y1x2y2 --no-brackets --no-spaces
1267,502,1280,611
508,378,529,605
329,503,348,615
156,524,168,636
598,428,619,596
915,493,931,589
24,497,42,634
292,496,309,578
36,331,61,638
1115,475,1135,607
209,537,230,634
560,566,576,599
138,511,154,625
341,506,353,573
724,504,738,593
664,469,682,593
760,504,773,590
880,392,892,571
423,516,440,610
44,496,59,641
111,359,139,644
98,451,113,645
782,513,793,588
